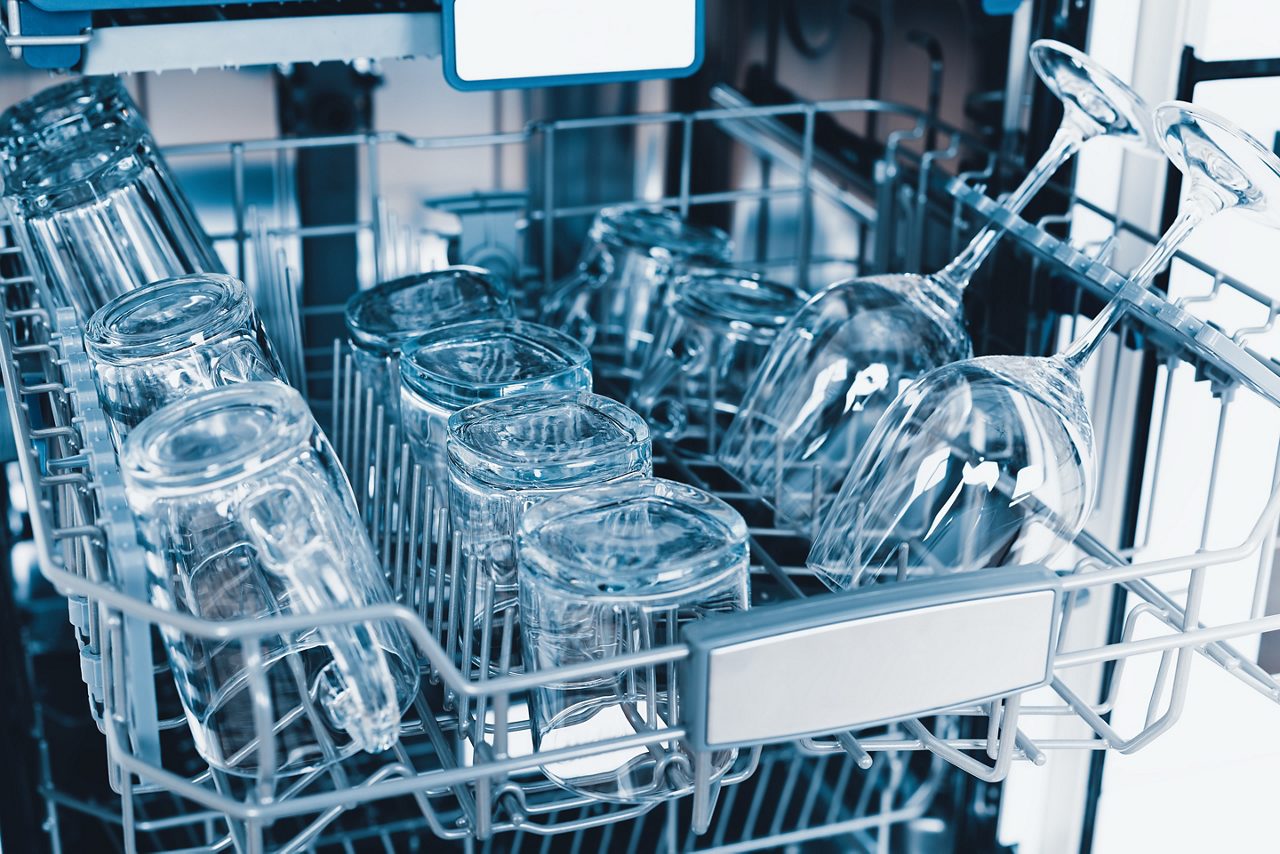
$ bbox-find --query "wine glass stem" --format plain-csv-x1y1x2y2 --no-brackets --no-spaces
935,124,1084,293
1061,193,1223,370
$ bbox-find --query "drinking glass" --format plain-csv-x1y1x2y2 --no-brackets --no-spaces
0,76,144,177
449,390,652,628
518,478,750,803
809,101,1280,588
86,273,286,445
3,123,223,319
631,268,809,447
400,319,592,502
121,383,420,776
344,266,514,421
543,207,732,378
718,40,1156,533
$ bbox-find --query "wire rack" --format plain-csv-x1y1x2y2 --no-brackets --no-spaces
7,88,1280,853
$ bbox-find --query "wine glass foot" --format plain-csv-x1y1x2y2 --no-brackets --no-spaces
1030,39,1154,148
1155,101,1280,226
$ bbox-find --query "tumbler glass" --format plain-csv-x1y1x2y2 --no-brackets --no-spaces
631,268,809,447
543,208,732,378
517,478,750,803
0,76,144,177
121,383,420,777
86,273,285,445
400,319,592,501
448,390,652,629
344,266,515,421
3,123,223,319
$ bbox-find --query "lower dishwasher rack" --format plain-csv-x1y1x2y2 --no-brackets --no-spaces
7,91,1280,853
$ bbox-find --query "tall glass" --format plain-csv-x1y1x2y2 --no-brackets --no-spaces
0,76,144,178
3,123,222,319
399,319,592,502
631,268,809,447
543,208,732,378
518,478,750,803
448,390,652,628
122,383,420,776
85,273,285,445
344,266,514,421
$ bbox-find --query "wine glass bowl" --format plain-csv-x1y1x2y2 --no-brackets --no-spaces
807,355,1094,588
717,273,970,530
1028,39,1155,146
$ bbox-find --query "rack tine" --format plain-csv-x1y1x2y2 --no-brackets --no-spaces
367,404,386,528
392,443,411,588
399,464,423,603
378,424,398,568
330,339,341,440
493,608,515,761
340,352,355,471
835,732,873,770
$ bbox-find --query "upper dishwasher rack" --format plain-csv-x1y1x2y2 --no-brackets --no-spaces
9,90,1280,852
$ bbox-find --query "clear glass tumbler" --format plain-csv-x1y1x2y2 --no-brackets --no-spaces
121,383,420,777
0,76,144,177
344,266,514,421
543,208,732,378
631,268,810,448
448,390,652,631
86,273,286,445
399,319,592,501
517,478,750,803
3,123,223,319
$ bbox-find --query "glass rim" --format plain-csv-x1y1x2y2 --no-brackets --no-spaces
672,267,810,338
86,273,253,365
344,265,513,356
517,477,749,603
4,123,150,210
590,206,733,262
399,319,591,410
0,75,131,125
122,382,311,494
447,390,650,489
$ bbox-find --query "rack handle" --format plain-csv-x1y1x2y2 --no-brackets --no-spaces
680,565,1063,751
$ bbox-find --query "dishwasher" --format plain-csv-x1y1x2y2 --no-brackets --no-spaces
2,1,1280,853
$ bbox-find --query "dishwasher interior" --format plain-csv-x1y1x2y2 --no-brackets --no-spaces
4,2,1280,853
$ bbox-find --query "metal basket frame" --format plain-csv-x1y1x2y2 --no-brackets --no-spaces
7,89,1280,853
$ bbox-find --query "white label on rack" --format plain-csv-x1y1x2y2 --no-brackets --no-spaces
451,0,699,83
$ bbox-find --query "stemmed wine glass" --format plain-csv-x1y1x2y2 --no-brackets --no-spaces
717,40,1157,533
807,100,1280,588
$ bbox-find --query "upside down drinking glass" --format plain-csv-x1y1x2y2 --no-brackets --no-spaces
344,266,514,421
3,122,222,319
543,207,732,379
718,40,1157,533
448,390,653,630
0,76,144,178
86,273,285,445
808,101,1280,588
630,268,809,447
400,319,593,504
518,478,750,803
122,383,419,776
